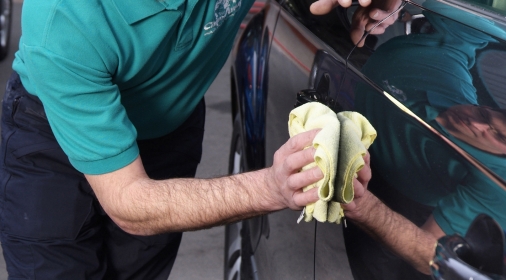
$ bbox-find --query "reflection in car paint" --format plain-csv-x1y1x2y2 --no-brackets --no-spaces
338,0,407,101
344,1,506,278
352,0,506,190
226,0,506,278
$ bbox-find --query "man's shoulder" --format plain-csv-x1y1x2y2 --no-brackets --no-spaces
21,0,115,44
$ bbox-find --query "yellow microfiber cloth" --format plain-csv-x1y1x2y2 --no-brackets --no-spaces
288,102,376,224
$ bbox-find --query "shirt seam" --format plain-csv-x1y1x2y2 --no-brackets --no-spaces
42,0,64,48
70,142,137,164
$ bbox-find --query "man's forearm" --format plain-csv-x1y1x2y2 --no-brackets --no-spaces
87,130,322,236
106,169,276,235
347,191,437,274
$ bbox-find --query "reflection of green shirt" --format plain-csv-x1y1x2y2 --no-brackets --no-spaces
356,9,506,235
356,89,506,236
13,0,252,174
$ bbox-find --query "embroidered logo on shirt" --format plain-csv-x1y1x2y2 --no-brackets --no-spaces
204,0,241,35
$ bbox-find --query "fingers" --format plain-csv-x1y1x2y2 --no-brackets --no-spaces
350,10,367,47
342,200,356,211
363,150,371,166
367,9,399,34
270,133,371,212
280,146,317,177
287,165,323,191
285,162,322,210
369,7,398,21
349,0,402,47
278,129,319,157
269,158,321,210
310,0,371,15
292,187,319,209
357,152,371,189
350,27,366,47
358,0,371,7
353,177,365,198
337,0,353,7
267,130,322,210
273,129,319,176
310,0,342,15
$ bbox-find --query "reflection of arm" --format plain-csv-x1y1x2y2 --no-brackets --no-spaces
432,172,506,236
344,190,444,274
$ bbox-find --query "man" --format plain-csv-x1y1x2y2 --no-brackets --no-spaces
0,0,376,279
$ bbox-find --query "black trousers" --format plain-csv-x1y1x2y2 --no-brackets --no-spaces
0,72,206,279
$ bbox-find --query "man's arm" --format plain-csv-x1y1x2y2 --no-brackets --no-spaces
85,129,322,236
343,153,445,274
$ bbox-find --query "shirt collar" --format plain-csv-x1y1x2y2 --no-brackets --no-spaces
112,0,173,25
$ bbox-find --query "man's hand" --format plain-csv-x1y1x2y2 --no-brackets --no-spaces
310,0,372,15
310,0,404,47
351,0,403,47
265,129,322,210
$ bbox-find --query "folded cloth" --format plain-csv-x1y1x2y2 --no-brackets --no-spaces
335,111,377,203
289,102,340,223
288,102,376,224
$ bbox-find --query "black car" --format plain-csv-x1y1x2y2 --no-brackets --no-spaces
225,0,506,279
0,0,11,61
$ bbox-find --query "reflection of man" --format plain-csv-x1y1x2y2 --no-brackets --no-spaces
338,1,506,279
311,0,402,47
344,101,506,279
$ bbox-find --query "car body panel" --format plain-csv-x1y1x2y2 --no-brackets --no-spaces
228,0,506,278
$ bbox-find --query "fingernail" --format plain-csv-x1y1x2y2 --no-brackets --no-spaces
372,11,378,19
358,0,371,7
316,168,324,178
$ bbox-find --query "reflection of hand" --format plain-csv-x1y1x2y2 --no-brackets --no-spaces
341,151,372,218
351,0,403,47
310,0,372,15
340,151,436,274
310,0,404,47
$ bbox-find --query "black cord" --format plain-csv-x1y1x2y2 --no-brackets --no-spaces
313,221,317,279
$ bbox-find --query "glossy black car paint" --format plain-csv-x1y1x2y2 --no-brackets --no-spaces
225,0,506,279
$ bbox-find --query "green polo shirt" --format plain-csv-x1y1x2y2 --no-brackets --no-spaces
13,0,253,174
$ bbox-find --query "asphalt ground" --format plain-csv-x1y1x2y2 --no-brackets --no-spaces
0,0,232,279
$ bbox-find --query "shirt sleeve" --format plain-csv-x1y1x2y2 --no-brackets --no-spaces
20,44,139,175
432,170,506,235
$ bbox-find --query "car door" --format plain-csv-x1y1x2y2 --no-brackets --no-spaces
253,2,320,278
254,0,364,278
312,1,506,279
